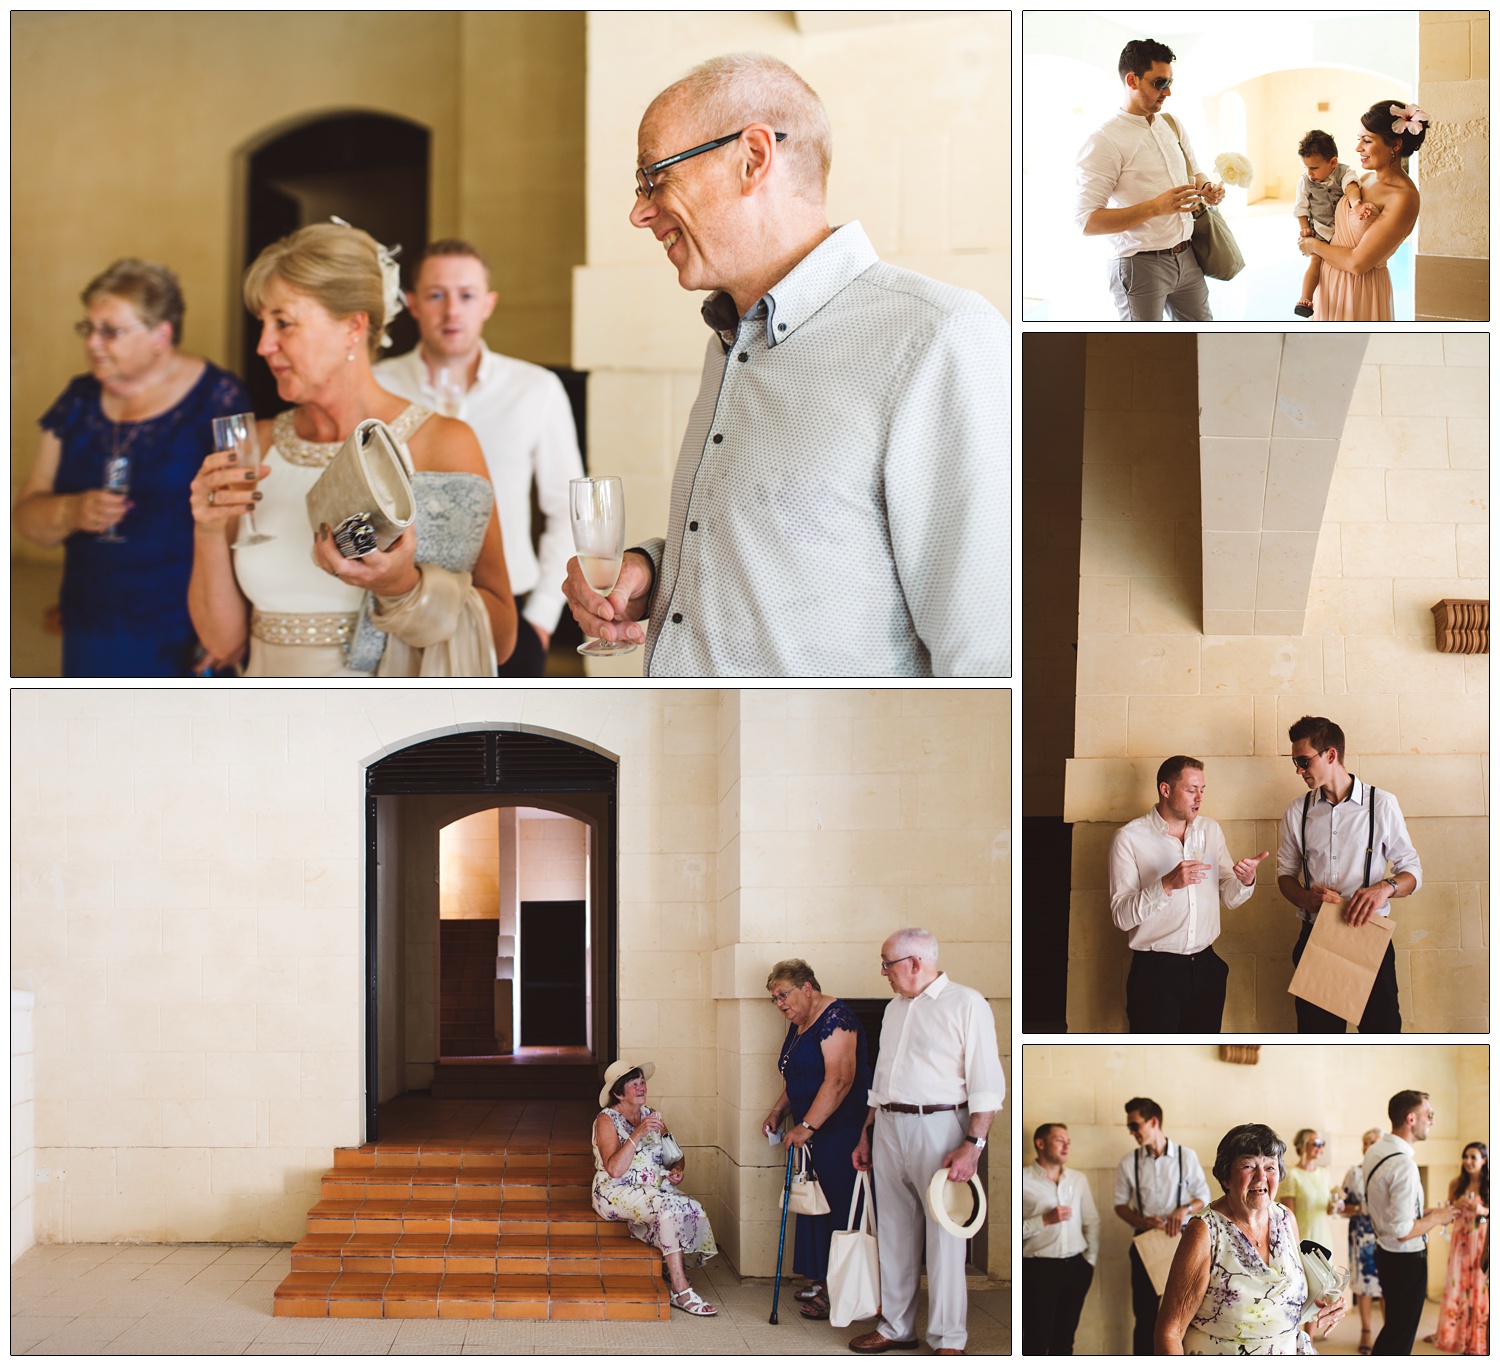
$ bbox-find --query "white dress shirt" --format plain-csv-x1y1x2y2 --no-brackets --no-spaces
1109,810,1254,954
1113,1139,1211,1219
1075,110,1201,256
1364,1132,1427,1253
1276,777,1423,922
637,220,1009,678
866,974,1006,1115
1023,1163,1099,1264
375,343,584,634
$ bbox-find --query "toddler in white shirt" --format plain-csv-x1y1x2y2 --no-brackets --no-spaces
1293,129,1371,317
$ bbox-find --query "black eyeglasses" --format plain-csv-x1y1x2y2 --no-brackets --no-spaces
1291,752,1327,771
880,955,917,972
636,128,787,198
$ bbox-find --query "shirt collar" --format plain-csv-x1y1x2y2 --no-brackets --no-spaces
917,971,950,1001
1146,806,1199,839
698,220,879,352
1315,775,1367,808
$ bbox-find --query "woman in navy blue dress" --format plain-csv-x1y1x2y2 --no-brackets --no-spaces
762,958,872,1321
14,259,250,675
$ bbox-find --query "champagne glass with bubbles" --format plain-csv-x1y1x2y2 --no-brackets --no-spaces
569,476,637,657
98,448,130,543
212,413,271,549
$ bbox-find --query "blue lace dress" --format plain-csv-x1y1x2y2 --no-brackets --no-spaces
778,998,872,1283
39,364,250,675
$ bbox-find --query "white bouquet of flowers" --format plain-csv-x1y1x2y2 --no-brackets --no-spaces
1214,152,1254,190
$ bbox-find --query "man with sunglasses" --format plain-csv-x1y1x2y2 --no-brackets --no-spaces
1276,716,1422,1033
560,53,1008,677
1113,1098,1209,1355
1075,38,1225,321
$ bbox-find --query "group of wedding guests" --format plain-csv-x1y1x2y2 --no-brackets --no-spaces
16,52,1006,679
589,928,1005,1354
1023,1091,1488,1356
1075,37,1425,321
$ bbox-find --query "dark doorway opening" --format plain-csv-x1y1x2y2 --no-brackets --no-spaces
242,112,430,417
519,901,587,1046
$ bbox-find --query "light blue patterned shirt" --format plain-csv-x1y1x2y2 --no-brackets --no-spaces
635,221,1009,678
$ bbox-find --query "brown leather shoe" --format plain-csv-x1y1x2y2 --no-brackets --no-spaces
847,1331,921,1353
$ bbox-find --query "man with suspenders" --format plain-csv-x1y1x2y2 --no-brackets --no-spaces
1275,716,1423,1032
1111,1097,1210,1354
1363,1089,1461,1353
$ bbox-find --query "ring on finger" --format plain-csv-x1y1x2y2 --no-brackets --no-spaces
207,490,216,506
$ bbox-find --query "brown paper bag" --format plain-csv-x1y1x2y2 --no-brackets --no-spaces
1288,904,1394,1022
1133,1227,1180,1295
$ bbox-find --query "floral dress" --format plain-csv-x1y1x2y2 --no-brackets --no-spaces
591,1106,718,1265
1433,1200,1488,1354
1183,1203,1312,1356
1341,1165,1381,1299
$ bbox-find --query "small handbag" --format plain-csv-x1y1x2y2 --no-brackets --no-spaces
1162,114,1245,281
1297,1238,1344,1325
828,1170,880,1327
658,1132,683,1169
305,417,415,558
782,1143,831,1216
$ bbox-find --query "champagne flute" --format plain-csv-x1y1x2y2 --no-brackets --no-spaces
569,475,637,657
212,413,272,548
97,448,130,543
433,367,464,417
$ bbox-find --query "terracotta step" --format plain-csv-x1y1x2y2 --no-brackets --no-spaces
305,1197,611,1238
289,1229,659,1274
274,1270,668,1320
320,1161,592,1201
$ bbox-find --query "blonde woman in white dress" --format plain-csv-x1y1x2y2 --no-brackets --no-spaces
188,221,516,676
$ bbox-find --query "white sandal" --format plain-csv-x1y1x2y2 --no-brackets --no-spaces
670,1287,718,1316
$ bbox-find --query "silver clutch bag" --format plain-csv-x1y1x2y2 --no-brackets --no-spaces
305,418,415,558
658,1133,683,1168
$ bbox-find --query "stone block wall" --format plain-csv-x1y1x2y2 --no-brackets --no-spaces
439,810,501,920
13,992,36,1262
1022,1043,1488,1355
1066,335,1488,1032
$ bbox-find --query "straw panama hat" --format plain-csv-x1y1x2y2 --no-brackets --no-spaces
599,1059,656,1108
927,1166,987,1239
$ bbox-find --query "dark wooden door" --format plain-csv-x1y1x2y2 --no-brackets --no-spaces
520,900,587,1046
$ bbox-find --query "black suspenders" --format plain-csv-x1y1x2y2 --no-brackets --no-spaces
1300,781,1378,890
1135,1142,1185,1216
1366,1150,1425,1242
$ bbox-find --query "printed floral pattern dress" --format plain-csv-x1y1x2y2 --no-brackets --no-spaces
591,1106,718,1265
1341,1165,1382,1299
1433,1202,1488,1354
1182,1203,1312,1355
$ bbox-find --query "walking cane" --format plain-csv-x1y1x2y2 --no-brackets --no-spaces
769,1141,795,1323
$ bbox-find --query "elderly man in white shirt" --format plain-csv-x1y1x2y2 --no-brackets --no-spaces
1075,38,1225,321
561,52,1008,677
375,240,584,676
848,928,1005,1356
1364,1089,1460,1354
1022,1123,1098,1355
1276,715,1422,1034
1109,755,1269,1033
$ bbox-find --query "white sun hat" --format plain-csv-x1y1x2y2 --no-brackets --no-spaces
927,1166,988,1239
598,1059,656,1108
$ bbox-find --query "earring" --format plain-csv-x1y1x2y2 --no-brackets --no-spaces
347,351,355,363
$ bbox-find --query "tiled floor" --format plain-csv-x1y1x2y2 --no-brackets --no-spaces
11,1243,1011,1355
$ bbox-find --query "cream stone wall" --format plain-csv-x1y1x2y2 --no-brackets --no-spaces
1066,334,1488,1032
518,814,587,903
13,992,36,1262
439,810,501,920
12,687,1007,1273
1022,1043,1488,1355
573,12,1009,676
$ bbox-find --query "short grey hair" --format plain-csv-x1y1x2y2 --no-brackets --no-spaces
1211,1123,1287,1189
648,52,832,201
887,927,939,963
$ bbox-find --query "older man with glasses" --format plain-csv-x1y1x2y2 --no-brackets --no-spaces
847,928,1005,1355
1276,715,1422,1033
560,52,1008,678
1075,37,1225,321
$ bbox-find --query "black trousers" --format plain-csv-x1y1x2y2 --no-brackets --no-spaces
1292,920,1402,1033
496,613,549,678
1126,946,1228,1032
1021,1253,1093,1355
1372,1246,1426,1354
1129,1241,1159,1355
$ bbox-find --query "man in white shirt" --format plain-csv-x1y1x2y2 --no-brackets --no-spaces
1075,38,1226,321
849,928,1005,1355
1276,715,1423,1033
1364,1089,1460,1354
1022,1123,1098,1355
375,240,584,676
1113,1098,1211,1355
1109,756,1269,1032
560,52,1008,677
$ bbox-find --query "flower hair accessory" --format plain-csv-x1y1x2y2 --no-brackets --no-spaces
330,215,404,348
1390,104,1428,137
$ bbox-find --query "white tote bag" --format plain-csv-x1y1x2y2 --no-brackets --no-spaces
828,1170,881,1327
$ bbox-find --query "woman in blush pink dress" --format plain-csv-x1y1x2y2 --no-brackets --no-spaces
1298,100,1426,321
1430,1142,1489,1355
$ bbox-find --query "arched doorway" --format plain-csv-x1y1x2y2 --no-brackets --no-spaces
241,111,429,416
363,726,618,1140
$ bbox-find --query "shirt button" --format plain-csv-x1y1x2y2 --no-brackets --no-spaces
689,521,698,532
737,352,748,362
778,323,787,332
712,434,723,444
671,612,683,624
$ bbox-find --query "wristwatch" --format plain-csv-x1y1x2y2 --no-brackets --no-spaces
962,1135,987,1151
1384,876,1399,896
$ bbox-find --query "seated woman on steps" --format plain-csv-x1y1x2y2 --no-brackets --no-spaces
592,1059,719,1316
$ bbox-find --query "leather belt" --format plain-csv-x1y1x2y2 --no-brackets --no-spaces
1134,240,1192,257
880,1103,959,1115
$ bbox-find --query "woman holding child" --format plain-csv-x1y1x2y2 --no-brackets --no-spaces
1297,100,1427,321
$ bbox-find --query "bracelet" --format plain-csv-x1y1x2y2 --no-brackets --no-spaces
801,1121,818,1133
